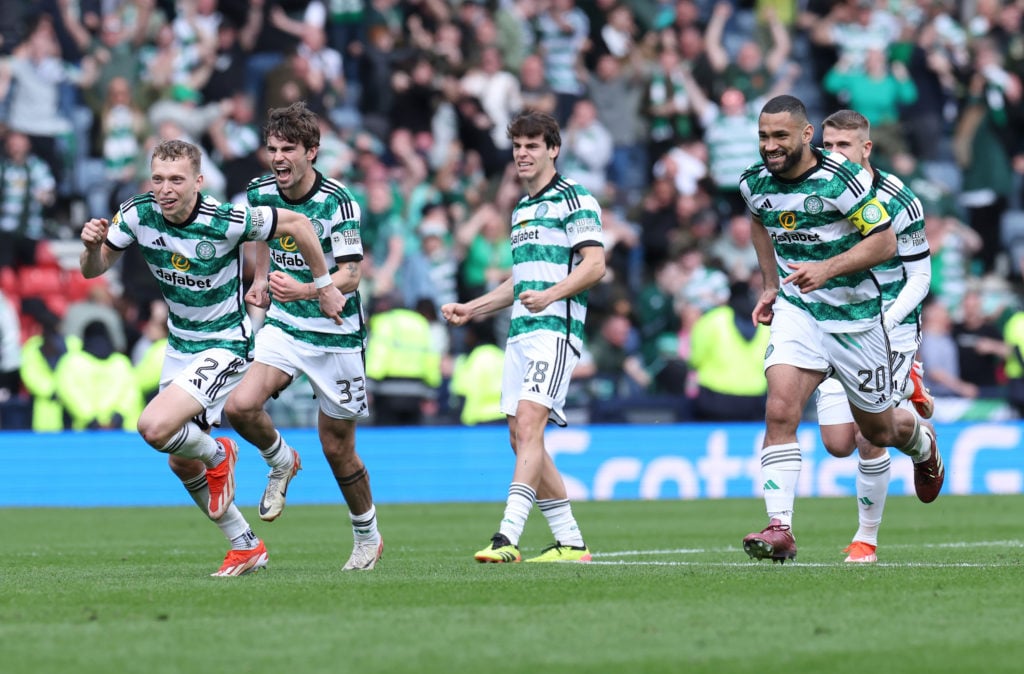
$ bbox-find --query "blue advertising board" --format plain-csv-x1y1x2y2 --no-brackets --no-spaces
2,421,1021,507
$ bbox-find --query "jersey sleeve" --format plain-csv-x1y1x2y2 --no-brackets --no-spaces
240,204,278,242
330,196,363,260
565,193,604,250
105,204,138,251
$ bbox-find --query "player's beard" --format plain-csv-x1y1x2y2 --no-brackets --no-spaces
763,144,805,177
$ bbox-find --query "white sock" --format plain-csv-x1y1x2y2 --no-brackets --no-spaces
536,498,585,547
258,431,294,470
350,505,380,544
182,471,255,546
761,443,802,527
899,415,933,463
853,455,890,546
161,422,222,468
497,482,536,546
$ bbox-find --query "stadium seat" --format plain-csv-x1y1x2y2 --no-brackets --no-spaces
34,240,62,269
66,270,107,302
17,266,65,298
0,266,17,297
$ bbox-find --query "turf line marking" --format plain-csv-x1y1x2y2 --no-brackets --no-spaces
594,540,1024,559
589,561,1018,568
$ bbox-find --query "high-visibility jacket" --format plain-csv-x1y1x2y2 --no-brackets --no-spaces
365,309,441,395
450,344,505,425
20,334,81,432
688,306,770,396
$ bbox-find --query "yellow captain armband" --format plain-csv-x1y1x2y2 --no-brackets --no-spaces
848,198,890,236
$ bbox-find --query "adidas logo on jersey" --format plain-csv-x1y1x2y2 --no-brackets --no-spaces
153,236,167,247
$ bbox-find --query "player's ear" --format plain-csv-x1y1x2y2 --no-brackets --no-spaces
802,123,814,144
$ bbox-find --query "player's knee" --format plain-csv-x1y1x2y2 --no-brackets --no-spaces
136,413,173,449
764,399,800,434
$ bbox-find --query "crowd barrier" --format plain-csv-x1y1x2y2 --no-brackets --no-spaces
3,421,1021,507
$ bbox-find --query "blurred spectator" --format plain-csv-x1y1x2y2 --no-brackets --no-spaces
54,319,143,430
676,244,730,314
558,97,613,198
455,202,512,301
19,300,79,432
356,167,408,298
919,296,979,399
459,45,522,153
637,176,680,269
0,288,19,407
390,56,440,144
651,136,707,199
199,13,262,106
705,2,791,101
98,76,148,216
587,312,651,401
78,2,161,118
62,284,128,355
823,47,918,159
296,21,346,113
688,281,769,422
679,67,794,216
245,0,323,110
357,24,405,139
448,319,505,426
401,202,459,313
326,0,367,84
707,212,760,281
585,52,647,208
953,287,1009,397
646,44,699,163
535,0,589,125
1003,302,1024,417
517,53,557,116
0,130,57,269
131,298,169,402
365,293,442,425
810,0,901,71
925,207,982,311
953,36,1022,276
207,90,262,199
0,12,97,197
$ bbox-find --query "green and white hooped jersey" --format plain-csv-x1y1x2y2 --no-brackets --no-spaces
508,174,603,353
739,148,892,333
106,193,278,358
872,168,928,328
247,171,365,352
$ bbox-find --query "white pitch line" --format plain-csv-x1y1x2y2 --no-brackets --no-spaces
588,560,1017,568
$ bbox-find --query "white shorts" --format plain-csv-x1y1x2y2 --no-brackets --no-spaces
766,301,894,414
163,347,249,428
501,332,580,427
815,322,920,425
255,324,368,420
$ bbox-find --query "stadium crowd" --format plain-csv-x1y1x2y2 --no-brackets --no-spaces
0,0,1023,430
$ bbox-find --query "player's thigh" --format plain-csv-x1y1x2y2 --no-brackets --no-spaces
161,347,248,429
229,361,293,413
827,324,895,414
501,333,578,428
256,324,369,420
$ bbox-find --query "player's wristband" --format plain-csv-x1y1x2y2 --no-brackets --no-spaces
313,273,333,289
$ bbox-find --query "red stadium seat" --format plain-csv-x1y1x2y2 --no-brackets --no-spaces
17,266,65,298
66,270,107,302
0,266,17,297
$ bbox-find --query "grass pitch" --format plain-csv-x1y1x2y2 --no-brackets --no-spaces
2,495,1022,674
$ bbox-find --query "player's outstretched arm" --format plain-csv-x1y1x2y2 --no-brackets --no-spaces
274,209,345,324
442,277,515,326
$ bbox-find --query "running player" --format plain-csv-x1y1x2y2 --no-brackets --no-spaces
815,109,936,563
739,95,944,563
224,101,383,571
79,139,345,576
